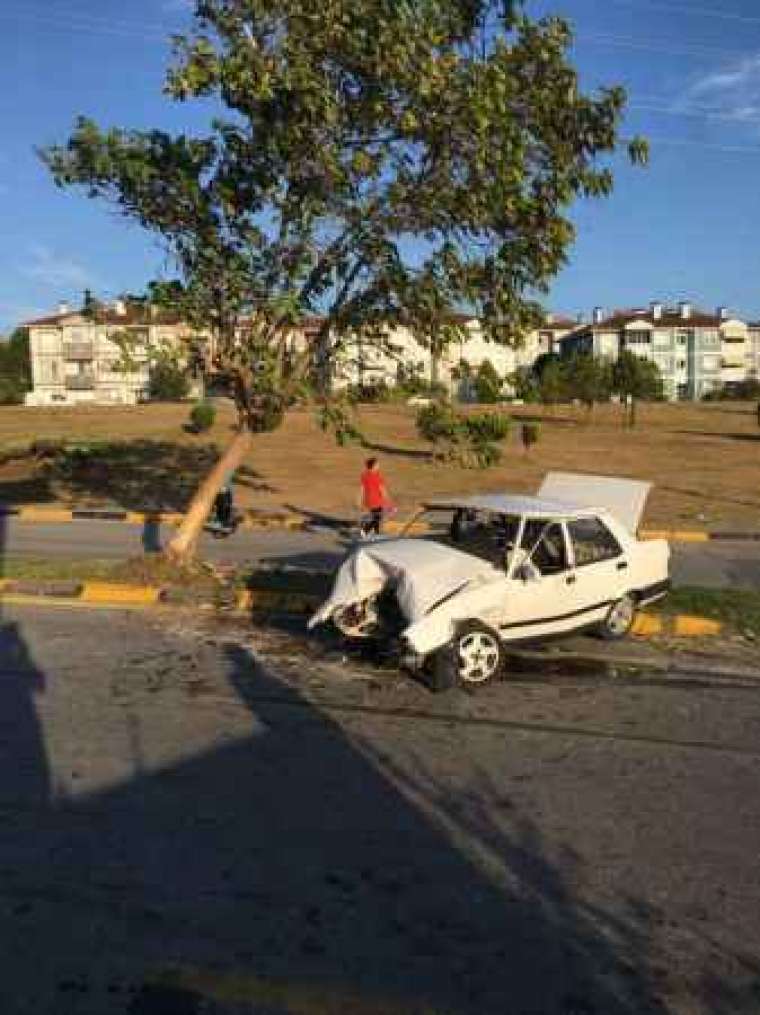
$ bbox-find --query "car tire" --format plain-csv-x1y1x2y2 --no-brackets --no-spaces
597,594,637,641
431,620,505,691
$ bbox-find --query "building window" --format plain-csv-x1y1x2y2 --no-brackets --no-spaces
676,331,691,345
625,332,651,346
677,359,687,370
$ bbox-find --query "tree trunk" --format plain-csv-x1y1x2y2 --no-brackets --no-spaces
165,428,252,564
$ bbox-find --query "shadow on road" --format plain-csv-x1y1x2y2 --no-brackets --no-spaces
1,571,759,1011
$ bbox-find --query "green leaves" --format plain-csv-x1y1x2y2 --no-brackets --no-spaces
40,0,645,437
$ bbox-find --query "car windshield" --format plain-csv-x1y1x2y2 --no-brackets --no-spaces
413,508,523,568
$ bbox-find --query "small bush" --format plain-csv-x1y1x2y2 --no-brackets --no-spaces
473,359,503,404
189,400,216,433
415,401,460,443
149,361,190,401
521,421,541,451
463,411,511,443
0,378,24,405
416,403,509,469
346,380,395,404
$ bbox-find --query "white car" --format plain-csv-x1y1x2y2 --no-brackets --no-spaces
309,473,670,689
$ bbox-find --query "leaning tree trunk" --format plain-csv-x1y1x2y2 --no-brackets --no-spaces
166,428,252,564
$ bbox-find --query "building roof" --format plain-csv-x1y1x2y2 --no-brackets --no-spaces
542,315,578,330
422,494,600,519
588,308,728,330
22,305,183,328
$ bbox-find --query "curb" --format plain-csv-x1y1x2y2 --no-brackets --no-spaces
0,580,724,638
640,529,760,543
1,504,309,531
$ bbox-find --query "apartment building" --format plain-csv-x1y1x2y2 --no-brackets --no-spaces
323,313,577,395
560,301,753,400
23,300,203,407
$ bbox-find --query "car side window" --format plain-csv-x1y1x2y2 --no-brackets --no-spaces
568,517,622,567
520,521,570,576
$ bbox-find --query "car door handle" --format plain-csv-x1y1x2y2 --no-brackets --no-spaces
565,574,577,585
616,561,629,571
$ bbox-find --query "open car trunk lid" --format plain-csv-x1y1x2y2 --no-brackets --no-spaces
538,472,651,534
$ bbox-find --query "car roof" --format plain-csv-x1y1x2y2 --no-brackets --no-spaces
422,494,605,520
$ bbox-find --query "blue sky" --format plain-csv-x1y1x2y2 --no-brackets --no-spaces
1,0,760,331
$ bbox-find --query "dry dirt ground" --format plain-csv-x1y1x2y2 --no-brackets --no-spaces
0,399,758,529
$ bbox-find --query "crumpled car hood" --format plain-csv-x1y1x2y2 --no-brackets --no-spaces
308,538,499,628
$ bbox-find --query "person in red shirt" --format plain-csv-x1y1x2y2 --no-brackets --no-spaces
358,457,391,537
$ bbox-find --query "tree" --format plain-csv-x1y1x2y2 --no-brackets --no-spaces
0,330,31,404
474,359,503,403
612,350,664,426
506,366,540,403
537,357,566,408
40,0,646,562
563,353,613,416
149,359,192,401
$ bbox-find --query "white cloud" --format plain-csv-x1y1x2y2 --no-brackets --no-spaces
675,52,760,126
22,244,94,290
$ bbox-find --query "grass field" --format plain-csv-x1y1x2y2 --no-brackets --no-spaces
0,399,759,529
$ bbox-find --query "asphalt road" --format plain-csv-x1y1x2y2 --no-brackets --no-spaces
1,602,760,1014
1,515,760,588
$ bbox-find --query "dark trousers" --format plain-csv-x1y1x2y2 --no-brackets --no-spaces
362,508,383,536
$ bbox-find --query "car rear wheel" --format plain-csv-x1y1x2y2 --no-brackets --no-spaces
431,621,505,691
597,594,637,640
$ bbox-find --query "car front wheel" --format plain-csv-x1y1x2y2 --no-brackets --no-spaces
597,594,637,640
431,620,505,691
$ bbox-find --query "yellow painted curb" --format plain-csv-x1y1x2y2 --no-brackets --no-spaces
0,593,156,611
632,613,664,637
384,520,431,536
633,612,722,638
156,967,408,1015
17,507,74,523
80,582,163,605
672,614,723,637
639,529,710,543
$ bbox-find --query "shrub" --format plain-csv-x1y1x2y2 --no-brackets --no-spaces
346,380,394,404
415,401,460,443
189,400,216,433
521,421,541,451
463,411,511,443
416,403,510,469
149,361,190,401
0,377,24,405
473,359,503,403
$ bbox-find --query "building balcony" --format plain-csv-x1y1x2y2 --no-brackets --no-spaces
64,342,94,360
65,375,96,390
